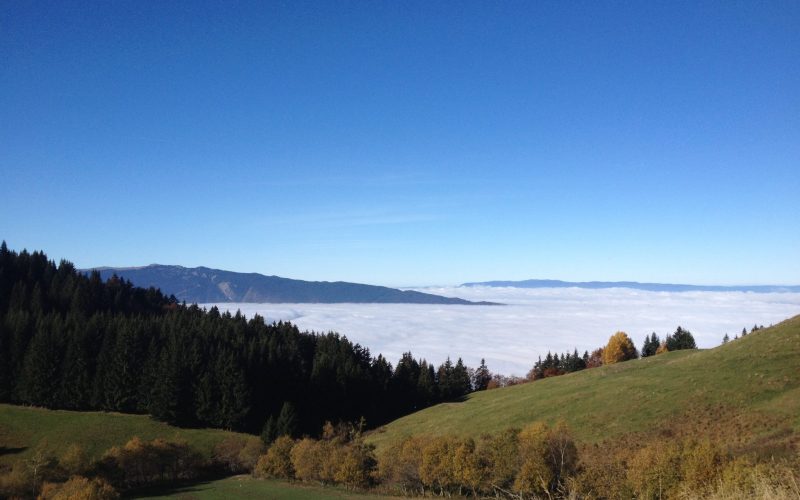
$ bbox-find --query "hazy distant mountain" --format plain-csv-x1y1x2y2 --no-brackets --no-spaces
461,279,800,293
86,265,498,305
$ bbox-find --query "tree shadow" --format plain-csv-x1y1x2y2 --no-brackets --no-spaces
0,446,27,457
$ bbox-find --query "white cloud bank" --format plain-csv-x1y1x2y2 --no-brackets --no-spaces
204,287,800,376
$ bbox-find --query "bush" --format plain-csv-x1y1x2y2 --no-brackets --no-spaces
574,444,633,499
680,439,725,493
100,437,201,488
213,436,264,473
419,436,459,495
333,441,377,490
378,436,426,495
626,439,683,499
475,428,520,494
513,421,578,497
0,462,31,498
513,422,552,496
254,435,295,479
290,438,327,483
58,444,90,477
38,475,118,500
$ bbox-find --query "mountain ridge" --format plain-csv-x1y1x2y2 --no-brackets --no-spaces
84,264,500,305
461,278,800,293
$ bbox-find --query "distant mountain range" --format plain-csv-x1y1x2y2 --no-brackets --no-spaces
460,279,800,293
86,265,498,305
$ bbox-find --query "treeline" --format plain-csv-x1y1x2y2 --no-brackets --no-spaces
526,328,699,383
0,243,475,435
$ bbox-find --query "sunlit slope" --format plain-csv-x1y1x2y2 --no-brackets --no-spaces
368,315,800,452
0,405,247,467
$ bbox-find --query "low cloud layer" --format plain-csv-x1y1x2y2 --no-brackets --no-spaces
205,287,800,376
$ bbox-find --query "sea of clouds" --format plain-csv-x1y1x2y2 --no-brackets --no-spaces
203,286,800,376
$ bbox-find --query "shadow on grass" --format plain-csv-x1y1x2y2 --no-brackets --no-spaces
126,480,215,498
124,473,234,499
0,446,27,457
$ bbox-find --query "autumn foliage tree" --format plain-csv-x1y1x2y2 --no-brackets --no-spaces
602,331,638,364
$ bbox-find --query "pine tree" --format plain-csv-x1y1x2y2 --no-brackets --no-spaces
666,326,697,351
261,414,278,445
472,358,492,391
276,401,298,438
722,333,729,344
18,316,62,407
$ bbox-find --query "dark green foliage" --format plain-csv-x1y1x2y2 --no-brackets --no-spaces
0,243,474,436
275,401,299,438
528,348,587,380
261,414,278,445
473,358,492,391
665,326,697,351
641,332,660,357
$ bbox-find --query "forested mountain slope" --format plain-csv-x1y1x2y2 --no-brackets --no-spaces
0,244,475,437
88,264,497,304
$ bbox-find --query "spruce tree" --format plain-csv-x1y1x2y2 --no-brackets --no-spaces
276,401,298,438
473,358,492,391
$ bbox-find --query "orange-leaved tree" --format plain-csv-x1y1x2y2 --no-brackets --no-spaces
602,331,637,364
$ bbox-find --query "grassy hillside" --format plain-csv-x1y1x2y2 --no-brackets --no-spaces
367,315,800,454
0,404,247,467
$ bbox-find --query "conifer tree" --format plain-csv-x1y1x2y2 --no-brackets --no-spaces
276,401,299,438
473,358,492,391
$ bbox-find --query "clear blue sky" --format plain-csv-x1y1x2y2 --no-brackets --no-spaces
1,1,798,286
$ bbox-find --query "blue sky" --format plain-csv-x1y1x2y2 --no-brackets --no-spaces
1,1,798,286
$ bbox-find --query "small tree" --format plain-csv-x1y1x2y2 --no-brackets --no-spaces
602,332,637,364
586,348,604,368
641,332,660,357
722,333,729,344
473,359,492,391
276,401,299,438
254,435,295,479
666,326,697,351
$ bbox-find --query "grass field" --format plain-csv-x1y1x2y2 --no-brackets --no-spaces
366,314,800,455
142,475,401,500
0,404,247,467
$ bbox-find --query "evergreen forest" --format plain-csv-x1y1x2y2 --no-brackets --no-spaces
0,243,473,436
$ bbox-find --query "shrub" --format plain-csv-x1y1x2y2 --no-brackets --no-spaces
0,462,31,498
477,428,520,492
38,475,118,500
627,439,683,499
574,444,633,499
452,438,484,496
513,422,552,497
290,438,326,483
377,436,425,494
100,437,201,488
513,421,578,497
680,439,725,493
419,436,459,494
213,436,264,473
254,436,295,479
58,444,90,477
334,441,377,490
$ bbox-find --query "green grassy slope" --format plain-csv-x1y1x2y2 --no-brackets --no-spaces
367,315,800,453
0,405,247,467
